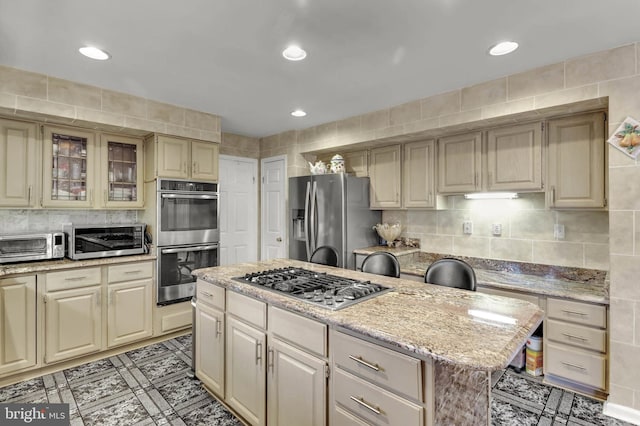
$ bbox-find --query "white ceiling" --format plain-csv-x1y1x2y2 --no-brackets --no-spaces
0,1,639,138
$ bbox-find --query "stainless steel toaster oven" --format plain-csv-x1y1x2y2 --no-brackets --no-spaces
64,223,147,260
0,232,65,263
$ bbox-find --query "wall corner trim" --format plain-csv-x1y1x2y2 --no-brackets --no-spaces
603,401,640,425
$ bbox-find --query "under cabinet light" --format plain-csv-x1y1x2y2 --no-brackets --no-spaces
464,192,518,200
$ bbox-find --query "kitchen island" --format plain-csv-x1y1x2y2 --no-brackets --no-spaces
193,258,544,426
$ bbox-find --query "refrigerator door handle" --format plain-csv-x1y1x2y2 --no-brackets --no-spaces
311,181,318,255
304,182,312,260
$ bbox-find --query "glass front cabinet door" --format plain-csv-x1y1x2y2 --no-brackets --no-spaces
42,126,96,208
99,133,144,208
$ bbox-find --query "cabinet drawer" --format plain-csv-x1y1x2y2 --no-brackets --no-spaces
332,330,422,401
546,342,606,390
547,298,606,328
269,306,327,357
46,267,101,291
197,280,225,311
546,319,606,352
108,261,153,284
333,405,370,426
227,291,266,329
334,368,423,426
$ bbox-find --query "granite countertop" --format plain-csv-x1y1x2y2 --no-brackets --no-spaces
354,246,608,304
0,252,156,277
193,258,544,372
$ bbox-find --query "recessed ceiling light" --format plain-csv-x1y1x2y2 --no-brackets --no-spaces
79,46,110,60
291,109,307,117
489,41,519,56
282,45,307,61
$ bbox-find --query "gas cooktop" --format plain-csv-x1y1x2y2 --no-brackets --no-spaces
233,267,393,310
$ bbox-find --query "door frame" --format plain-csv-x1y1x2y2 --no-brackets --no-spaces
219,154,259,264
260,154,287,260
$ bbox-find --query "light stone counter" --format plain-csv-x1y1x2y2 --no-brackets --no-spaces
0,253,156,277
193,258,544,371
355,246,608,304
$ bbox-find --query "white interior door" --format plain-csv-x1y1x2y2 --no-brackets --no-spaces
261,155,286,260
219,155,258,265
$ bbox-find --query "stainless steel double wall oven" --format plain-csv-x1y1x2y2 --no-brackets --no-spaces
156,179,219,305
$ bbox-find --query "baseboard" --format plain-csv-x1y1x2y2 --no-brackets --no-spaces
603,401,640,425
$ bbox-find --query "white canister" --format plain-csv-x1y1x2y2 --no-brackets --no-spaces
330,154,345,173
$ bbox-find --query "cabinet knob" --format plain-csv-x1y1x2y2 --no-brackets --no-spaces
276,237,282,242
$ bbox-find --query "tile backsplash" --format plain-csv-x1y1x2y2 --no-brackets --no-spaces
0,209,138,235
382,193,609,270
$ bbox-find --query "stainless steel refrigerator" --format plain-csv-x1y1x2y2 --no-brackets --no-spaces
289,174,381,270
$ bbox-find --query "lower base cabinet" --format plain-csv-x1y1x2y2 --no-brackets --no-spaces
267,337,326,426
226,315,266,426
0,276,36,375
107,279,152,347
195,302,225,397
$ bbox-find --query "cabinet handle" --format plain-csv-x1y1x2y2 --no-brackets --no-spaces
104,190,107,204
193,161,198,175
256,342,262,364
562,333,587,342
561,309,587,317
183,161,187,174
349,396,381,415
124,270,143,275
215,318,222,337
348,355,381,372
65,276,87,281
28,185,32,203
200,291,212,297
561,361,587,371
551,186,556,204
267,347,274,372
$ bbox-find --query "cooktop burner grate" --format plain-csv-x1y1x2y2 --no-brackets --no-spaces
233,267,392,310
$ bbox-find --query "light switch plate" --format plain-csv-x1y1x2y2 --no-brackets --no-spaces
492,223,502,236
463,221,473,235
554,224,565,240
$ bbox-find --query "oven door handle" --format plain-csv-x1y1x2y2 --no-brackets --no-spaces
161,245,219,254
161,193,218,200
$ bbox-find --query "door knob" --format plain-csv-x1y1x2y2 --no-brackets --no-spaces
276,237,282,242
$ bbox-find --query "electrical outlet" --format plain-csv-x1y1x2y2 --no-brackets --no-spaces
554,224,565,240
492,223,502,236
463,221,473,235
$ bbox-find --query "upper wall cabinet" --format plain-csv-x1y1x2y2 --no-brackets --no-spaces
98,134,144,209
0,119,38,207
547,112,606,209
437,131,482,194
151,135,219,181
42,125,97,208
486,122,543,192
369,145,402,209
403,140,436,208
343,150,368,177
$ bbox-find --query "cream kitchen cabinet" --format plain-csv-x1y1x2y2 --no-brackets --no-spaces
486,122,543,191
98,133,145,209
0,276,36,376
330,329,425,426
226,291,267,426
267,306,328,426
403,139,436,208
547,112,606,209
106,262,153,348
0,118,38,207
544,298,608,397
42,125,97,208
151,134,219,181
369,145,402,209
437,131,482,194
195,279,226,398
44,267,103,364
344,150,369,177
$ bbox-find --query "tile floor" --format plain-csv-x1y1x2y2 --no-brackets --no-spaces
0,335,240,426
0,335,634,426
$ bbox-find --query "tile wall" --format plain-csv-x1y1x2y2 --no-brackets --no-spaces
0,210,138,235
382,193,609,269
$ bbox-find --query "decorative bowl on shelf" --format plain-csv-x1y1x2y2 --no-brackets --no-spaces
372,223,402,247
